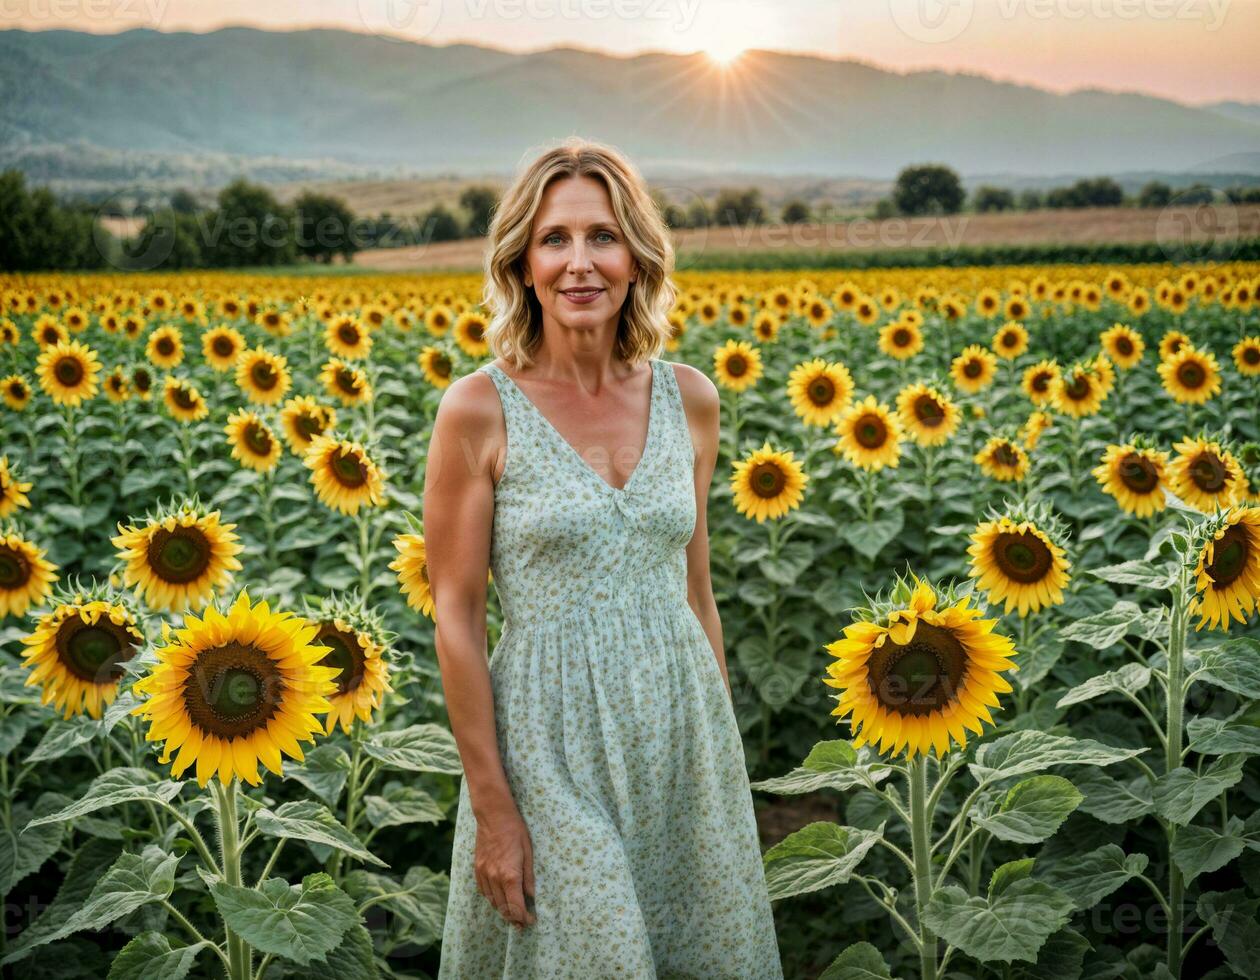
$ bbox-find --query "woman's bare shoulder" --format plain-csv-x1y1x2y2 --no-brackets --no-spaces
428,370,507,480
665,360,719,417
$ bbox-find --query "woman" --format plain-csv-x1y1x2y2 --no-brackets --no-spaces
425,137,783,978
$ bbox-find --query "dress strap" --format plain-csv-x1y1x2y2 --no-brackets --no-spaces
653,358,698,464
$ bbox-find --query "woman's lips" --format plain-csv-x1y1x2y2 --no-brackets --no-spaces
561,288,603,304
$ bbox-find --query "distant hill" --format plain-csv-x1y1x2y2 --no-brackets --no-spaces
3,27,1260,183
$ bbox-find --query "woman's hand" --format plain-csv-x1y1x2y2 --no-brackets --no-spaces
474,805,536,930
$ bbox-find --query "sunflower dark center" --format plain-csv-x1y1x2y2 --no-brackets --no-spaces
1118,453,1159,493
183,642,282,737
336,369,360,394
749,462,786,499
963,360,982,378
993,443,1020,467
338,324,359,344
726,355,747,377
172,386,196,410
434,354,452,378
157,338,175,355
1066,375,1090,400
56,616,136,684
1032,372,1051,393
1190,453,1228,493
331,449,369,488
855,414,887,449
54,356,84,386
316,626,366,696
297,412,325,438
1001,332,1018,348
1244,346,1260,366
808,377,836,405
1116,336,1134,356
9,381,26,398
212,336,235,356
251,361,277,389
0,544,31,589
1206,525,1249,589
133,369,152,391
244,422,272,456
893,329,912,346
1177,361,1206,388
867,622,967,716
993,531,1053,584
1169,338,1185,354
914,395,944,426
146,526,212,584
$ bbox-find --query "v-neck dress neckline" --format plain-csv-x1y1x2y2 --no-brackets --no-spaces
484,358,659,495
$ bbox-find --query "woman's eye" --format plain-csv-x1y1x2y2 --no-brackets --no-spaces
595,231,615,243
544,234,563,245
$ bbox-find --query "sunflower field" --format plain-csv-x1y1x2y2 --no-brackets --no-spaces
1,261,1259,979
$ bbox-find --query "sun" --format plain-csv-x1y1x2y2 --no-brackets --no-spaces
704,39,746,65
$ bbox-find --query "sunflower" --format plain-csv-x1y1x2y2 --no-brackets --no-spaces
896,383,960,447
202,325,246,372
1191,507,1260,631
836,396,901,471
225,410,282,473
975,288,1001,318
307,607,394,735
1158,346,1221,405
320,358,373,406
33,316,69,349
111,503,244,612
752,311,780,343
131,366,154,401
1092,442,1169,518
1168,437,1245,513
992,321,1029,360
1051,363,1106,418
0,530,59,619
975,437,1030,482
730,442,808,522
1100,323,1144,369
390,533,435,618
418,347,455,389
1020,411,1052,451
787,359,853,428
279,395,337,456
968,513,1071,617
878,320,924,360
304,434,386,515
0,456,32,517
236,346,292,406
104,366,130,403
1021,360,1060,407
129,589,337,787
714,340,763,392
951,345,998,394
0,318,19,345
1159,330,1190,360
20,589,143,719
325,314,372,360
1233,336,1260,376
1,374,31,411
255,309,292,337
823,575,1018,759
36,339,101,407
146,326,185,369
163,377,209,423
454,310,490,358
425,305,453,335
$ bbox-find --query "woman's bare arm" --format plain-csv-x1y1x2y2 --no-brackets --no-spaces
674,362,731,700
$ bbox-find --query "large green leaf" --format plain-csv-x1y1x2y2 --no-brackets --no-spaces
253,801,387,868
751,742,891,796
1171,818,1250,883
25,717,102,763
212,872,359,966
1197,890,1260,980
761,822,883,901
969,732,1143,784
818,941,900,980
1069,767,1154,824
364,785,445,830
758,540,815,586
922,880,1075,964
1,792,69,895
1009,927,1091,980
1196,639,1260,700
1086,561,1176,590
1034,844,1149,910
1187,716,1260,756
1058,602,1142,650
25,768,185,829
975,776,1083,844
1153,755,1246,826
283,744,352,807
343,865,449,947
844,512,904,562
361,724,462,774
321,922,379,979
1056,663,1152,708
106,933,210,980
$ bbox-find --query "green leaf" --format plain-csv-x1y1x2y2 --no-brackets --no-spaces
1035,844,1149,910
758,540,814,586
751,743,890,796
1172,818,1249,883
2,845,178,958
343,865,449,947
1058,602,1142,650
1056,663,1152,708
1086,561,1176,590
1013,629,1064,690
1188,716,1260,756
1,792,68,895
1069,767,1154,824
1154,755,1246,826
253,801,387,868
976,776,1083,844
970,732,1144,784
320,922,379,979
761,822,883,901
212,872,358,966
818,941,899,980
283,745,352,806
1196,639,1260,699
361,724,462,774
844,511,904,562
990,858,1036,897
922,880,1075,964
25,717,101,763
25,768,184,828
1009,927,1091,980
106,932,209,980
1197,890,1260,979
364,785,444,830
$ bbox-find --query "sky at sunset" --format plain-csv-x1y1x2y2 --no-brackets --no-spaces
5,0,1258,105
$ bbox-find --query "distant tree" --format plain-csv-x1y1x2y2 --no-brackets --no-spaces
686,198,712,228
459,185,498,238
1177,183,1216,205
713,188,764,226
1138,181,1173,208
972,186,1015,213
872,199,897,220
119,210,206,270
892,164,965,216
1047,177,1125,209
203,178,296,267
293,191,358,263
0,170,107,271
423,204,463,243
169,188,200,214
661,203,687,229
1018,189,1044,211
1225,185,1260,204
1045,186,1078,209
781,199,811,223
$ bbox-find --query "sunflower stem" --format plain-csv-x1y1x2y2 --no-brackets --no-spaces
1165,561,1191,977
214,780,251,980
908,756,939,980
356,511,373,603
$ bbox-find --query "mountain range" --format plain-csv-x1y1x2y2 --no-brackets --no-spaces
2,26,1259,184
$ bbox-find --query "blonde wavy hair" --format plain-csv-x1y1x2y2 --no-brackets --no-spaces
481,136,677,369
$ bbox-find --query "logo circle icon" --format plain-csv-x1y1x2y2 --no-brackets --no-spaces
889,0,975,44
355,0,444,40
93,194,178,272
1155,186,1240,265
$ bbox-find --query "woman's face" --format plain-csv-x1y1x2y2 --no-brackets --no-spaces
522,175,638,342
